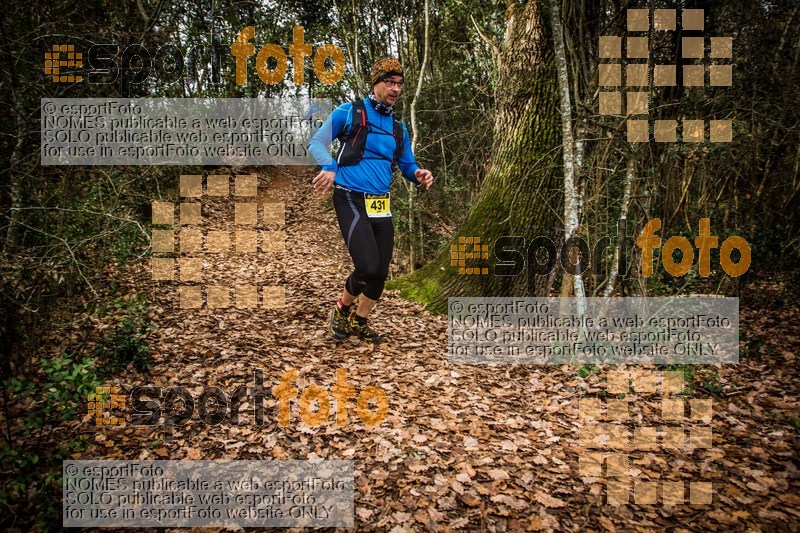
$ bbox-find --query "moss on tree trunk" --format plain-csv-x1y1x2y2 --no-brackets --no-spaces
388,0,562,314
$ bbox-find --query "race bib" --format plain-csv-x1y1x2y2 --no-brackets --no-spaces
365,194,391,218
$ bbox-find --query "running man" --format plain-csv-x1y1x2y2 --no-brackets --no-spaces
308,56,434,343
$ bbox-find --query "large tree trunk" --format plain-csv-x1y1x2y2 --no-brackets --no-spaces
388,0,561,313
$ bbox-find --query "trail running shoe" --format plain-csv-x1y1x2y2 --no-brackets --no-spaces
329,306,351,341
348,314,384,344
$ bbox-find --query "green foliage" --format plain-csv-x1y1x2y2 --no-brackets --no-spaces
741,330,764,360
111,221,148,265
699,374,725,397
0,438,89,531
93,295,154,375
0,352,100,530
0,297,151,530
577,364,601,378
386,272,444,312
40,354,102,424
4,353,102,434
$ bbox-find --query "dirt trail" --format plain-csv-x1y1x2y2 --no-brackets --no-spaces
82,167,799,530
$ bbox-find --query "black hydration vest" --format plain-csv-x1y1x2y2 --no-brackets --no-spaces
335,99,405,167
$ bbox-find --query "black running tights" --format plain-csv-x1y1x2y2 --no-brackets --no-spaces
332,187,394,301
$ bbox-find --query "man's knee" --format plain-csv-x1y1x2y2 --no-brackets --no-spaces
355,263,383,282
362,281,385,301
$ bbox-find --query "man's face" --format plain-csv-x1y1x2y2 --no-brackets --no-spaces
373,75,403,106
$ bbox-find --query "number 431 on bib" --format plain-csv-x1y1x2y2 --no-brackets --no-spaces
365,194,391,218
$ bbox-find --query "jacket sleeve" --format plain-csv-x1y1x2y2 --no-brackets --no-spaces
307,104,351,172
396,121,420,184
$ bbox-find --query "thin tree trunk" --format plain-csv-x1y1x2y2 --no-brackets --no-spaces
2,18,25,253
332,0,365,93
406,0,430,272
604,154,635,297
4,110,24,253
550,0,585,315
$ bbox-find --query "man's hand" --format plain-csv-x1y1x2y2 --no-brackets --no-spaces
415,169,434,189
312,169,336,194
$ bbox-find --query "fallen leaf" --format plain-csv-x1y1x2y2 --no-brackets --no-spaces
535,491,566,508
461,491,481,507
487,469,510,481
184,447,201,460
153,447,169,458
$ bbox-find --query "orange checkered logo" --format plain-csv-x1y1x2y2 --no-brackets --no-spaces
151,174,287,309
599,9,733,143
451,236,490,275
45,44,83,83
578,369,714,505
88,386,126,426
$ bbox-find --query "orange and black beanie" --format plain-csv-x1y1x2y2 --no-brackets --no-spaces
371,56,404,86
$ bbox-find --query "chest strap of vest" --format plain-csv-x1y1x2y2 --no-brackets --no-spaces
335,99,404,167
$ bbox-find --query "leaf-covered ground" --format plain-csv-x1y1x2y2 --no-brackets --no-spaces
58,168,800,530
